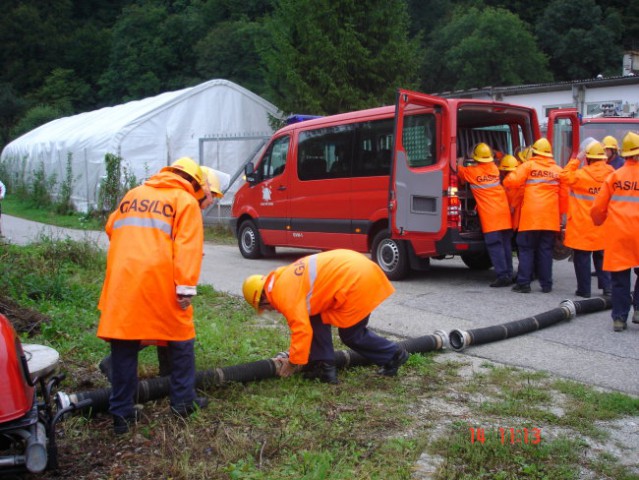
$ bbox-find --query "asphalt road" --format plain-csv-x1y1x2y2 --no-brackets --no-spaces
3,214,638,395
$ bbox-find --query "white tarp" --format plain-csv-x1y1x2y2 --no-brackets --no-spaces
0,79,279,212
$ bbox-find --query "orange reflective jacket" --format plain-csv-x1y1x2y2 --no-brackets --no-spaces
264,249,394,365
560,159,613,251
97,172,204,342
457,162,512,232
503,155,568,232
591,160,639,271
503,183,524,231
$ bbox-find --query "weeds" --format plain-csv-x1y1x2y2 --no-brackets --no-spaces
1,238,638,479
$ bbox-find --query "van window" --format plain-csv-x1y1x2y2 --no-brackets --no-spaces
298,125,354,181
297,118,398,181
457,124,520,159
402,114,436,168
259,135,289,180
353,119,394,177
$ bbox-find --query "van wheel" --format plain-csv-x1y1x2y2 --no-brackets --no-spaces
238,220,274,259
371,230,410,280
461,251,492,270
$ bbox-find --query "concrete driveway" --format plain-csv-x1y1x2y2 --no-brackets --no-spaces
3,214,637,395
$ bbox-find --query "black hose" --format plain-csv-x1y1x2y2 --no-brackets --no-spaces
62,332,447,415
448,297,611,352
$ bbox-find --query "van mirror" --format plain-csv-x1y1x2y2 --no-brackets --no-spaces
244,163,258,184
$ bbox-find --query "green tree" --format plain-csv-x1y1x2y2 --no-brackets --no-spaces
10,105,67,139
535,0,623,80
98,1,207,104
195,19,269,95
31,68,92,114
421,6,552,92
260,0,420,115
0,83,28,149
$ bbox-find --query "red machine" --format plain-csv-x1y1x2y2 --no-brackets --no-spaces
0,313,89,474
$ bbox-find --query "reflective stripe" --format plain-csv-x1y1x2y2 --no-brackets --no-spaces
570,192,595,201
470,181,500,189
610,194,639,203
306,254,318,313
113,217,172,236
526,179,559,186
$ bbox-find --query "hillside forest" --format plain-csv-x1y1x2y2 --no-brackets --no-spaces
1,0,637,150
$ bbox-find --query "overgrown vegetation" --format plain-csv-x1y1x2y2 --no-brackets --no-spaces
1,237,638,479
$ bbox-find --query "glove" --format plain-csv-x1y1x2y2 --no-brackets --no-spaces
177,294,193,310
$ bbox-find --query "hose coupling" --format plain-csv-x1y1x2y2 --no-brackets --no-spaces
448,329,471,352
559,299,577,319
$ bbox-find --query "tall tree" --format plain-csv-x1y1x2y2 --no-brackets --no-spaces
535,0,623,80
421,6,552,92
98,2,207,104
260,0,421,115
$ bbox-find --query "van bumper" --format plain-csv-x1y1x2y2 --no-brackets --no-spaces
435,228,486,254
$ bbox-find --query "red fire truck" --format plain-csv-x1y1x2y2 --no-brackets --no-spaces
231,89,541,279
547,107,639,167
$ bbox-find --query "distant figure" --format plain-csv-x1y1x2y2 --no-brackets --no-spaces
503,138,569,293
458,143,514,287
591,132,639,332
0,179,5,237
560,141,613,298
602,135,625,170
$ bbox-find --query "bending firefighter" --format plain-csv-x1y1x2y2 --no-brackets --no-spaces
97,157,222,434
242,249,410,384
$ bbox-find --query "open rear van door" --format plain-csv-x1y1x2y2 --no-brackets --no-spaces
547,108,580,167
390,89,450,237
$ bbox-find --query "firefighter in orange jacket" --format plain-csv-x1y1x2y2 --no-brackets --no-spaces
458,143,514,287
499,154,523,233
591,131,639,332
503,137,569,293
97,157,214,434
560,141,613,298
242,249,409,384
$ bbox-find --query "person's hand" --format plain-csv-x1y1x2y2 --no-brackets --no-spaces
177,295,193,310
275,358,301,378
576,150,586,163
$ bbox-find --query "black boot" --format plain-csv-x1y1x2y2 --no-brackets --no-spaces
377,348,409,377
302,361,339,384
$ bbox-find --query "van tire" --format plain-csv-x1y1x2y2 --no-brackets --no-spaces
371,230,410,280
238,219,274,259
460,251,492,270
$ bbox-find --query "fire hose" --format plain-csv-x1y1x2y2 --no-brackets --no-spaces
448,296,611,351
57,297,611,414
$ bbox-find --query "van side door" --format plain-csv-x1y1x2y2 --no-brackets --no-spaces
547,108,580,168
248,135,291,246
390,89,450,237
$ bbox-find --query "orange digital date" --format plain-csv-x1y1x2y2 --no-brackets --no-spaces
469,427,542,445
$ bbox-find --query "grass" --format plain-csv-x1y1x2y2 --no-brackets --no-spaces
1,204,639,479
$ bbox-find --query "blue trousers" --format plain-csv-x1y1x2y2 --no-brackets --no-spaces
308,314,399,366
484,229,513,279
109,338,196,418
610,268,639,322
573,249,611,296
516,230,556,289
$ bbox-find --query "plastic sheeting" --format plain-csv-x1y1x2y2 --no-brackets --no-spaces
0,79,279,212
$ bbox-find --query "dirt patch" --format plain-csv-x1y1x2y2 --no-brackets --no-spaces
0,294,51,335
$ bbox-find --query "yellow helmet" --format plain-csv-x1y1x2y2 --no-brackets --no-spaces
242,274,267,312
585,141,606,160
499,154,519,171
621,131,639,158
602,135,619,151
531,138,553,158
472,143,494,163
516,146,531,163
162,157,205,187
201,166,224,198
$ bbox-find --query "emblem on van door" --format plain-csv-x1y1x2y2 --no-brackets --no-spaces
261,185,272,202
